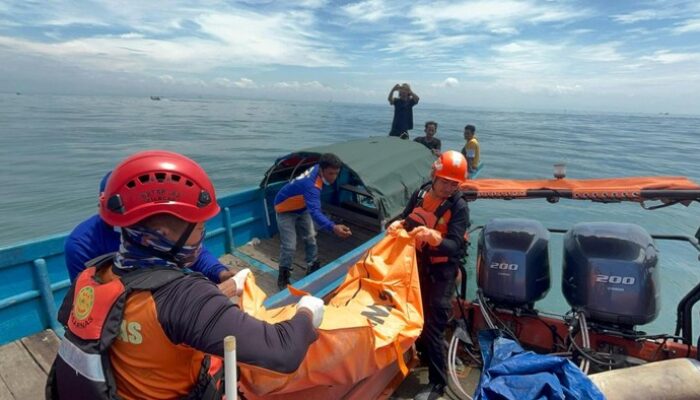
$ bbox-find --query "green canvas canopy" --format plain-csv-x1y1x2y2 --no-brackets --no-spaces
262,137,436,221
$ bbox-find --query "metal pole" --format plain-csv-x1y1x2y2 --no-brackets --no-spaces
34,258,61,332
261,160,282,229
223,207,234,254
224,336,237,400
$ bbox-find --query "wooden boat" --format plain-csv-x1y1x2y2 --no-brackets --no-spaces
0,137,451,398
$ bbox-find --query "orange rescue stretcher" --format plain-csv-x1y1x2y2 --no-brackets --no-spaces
459,176,700,202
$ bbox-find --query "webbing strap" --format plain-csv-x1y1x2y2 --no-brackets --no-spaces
416,186,460,227
57,339,105,382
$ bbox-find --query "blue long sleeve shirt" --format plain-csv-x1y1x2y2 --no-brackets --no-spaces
273,164,335,231
64,214,227,282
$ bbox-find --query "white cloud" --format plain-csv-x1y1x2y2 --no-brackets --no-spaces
641,50,700,64
409,0,590,32
432,77,460,88
382,33,475,55
159,74,175,84
0,8,346,77
612,4,700,26
673,18,700,34
120,32,144,39
490,27,519,35
574,42,624,62
612,9,662,24
454,38,630,97
493,40,563,54
44,17,109,27
551,84,582,94
2,0,699,113
212,78,234,88
342,0,392,22
273,80,329,90
156,74,207,87
212,77,257,88
298,0,329,9
234,78,256,88
0,18,21,28
194,12,344,67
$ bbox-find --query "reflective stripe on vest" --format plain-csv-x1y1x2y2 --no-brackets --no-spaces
58,338,106,382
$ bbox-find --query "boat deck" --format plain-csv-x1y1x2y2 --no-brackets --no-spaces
0,329,59,399
0,328,479,400
220,215,380,295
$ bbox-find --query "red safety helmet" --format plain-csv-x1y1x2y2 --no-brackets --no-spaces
99,150,220,227
432,150,468,183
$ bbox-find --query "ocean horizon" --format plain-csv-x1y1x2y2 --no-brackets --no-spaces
5,91,700,118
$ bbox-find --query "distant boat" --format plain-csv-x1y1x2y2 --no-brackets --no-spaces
16,92,21,96
150,96,161,101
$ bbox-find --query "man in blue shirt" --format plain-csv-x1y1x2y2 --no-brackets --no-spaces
64,172,236,293
273,153,352,290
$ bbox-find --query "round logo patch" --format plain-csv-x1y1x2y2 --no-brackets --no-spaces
74,286,95,321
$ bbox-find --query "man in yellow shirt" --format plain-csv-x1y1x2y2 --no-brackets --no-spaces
461,124,480,173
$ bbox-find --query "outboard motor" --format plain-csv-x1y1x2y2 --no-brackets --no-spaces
563,222,660,328
477,218,551,307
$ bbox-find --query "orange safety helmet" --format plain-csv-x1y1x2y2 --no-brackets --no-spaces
99,150,220,227
432,150,468,183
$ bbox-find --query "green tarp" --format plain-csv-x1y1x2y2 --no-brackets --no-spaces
263,137,436,220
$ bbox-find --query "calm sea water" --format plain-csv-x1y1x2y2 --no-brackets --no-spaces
1,93,699,333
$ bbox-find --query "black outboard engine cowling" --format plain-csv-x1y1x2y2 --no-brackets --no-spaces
563,222,660,327
477,218,551,307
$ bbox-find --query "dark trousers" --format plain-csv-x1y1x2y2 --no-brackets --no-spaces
415,259,457,386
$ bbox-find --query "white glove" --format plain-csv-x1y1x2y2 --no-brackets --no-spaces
231,268,251,297
387,220,404,235
297,295,325,328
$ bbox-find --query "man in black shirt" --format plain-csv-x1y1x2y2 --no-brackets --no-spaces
414,121,441,156
388,83,420,139
389,150,470,400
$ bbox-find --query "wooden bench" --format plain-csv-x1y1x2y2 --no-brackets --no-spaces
324,203,380,231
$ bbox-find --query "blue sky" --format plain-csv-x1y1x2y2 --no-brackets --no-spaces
1,0,699,113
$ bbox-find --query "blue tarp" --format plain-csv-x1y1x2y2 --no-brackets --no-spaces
474,329,605,400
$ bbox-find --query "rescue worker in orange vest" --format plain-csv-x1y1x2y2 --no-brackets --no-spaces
46,150,324,400
389,150,470,400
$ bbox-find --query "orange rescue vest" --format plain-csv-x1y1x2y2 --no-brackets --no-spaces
46,254,224,400
404,185,470,265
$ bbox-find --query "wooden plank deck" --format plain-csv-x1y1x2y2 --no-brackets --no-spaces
0,330,59,400
0,328,479,400
222,217,379,295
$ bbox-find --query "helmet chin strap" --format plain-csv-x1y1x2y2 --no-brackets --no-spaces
122,222,197,265
168,223,197,259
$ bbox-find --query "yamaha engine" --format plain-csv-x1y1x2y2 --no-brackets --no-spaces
563,222,660,327
477,218,551,307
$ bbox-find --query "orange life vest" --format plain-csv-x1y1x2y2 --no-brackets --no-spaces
46,255,224,400
405,185,470,265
